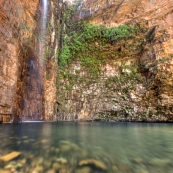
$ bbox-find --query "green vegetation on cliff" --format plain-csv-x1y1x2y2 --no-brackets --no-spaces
58,21,145,73
56,4,147,94
52,1,173,121
55,3,146,70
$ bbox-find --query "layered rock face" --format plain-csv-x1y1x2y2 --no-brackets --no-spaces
0,0,42,122
1,0,173,122
0,1,18,122
0,0,57,122
56,0,173,121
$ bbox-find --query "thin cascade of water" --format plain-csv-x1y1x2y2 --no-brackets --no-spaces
42,0,48,39
77,2,83,20
22,1,48,122
39,0,48,63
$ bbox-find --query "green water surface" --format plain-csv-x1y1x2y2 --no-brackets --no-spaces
0,122,173,173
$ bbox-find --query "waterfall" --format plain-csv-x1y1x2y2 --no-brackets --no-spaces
77,2,83,20
40,0,48,63
43,0,48,29
21,0,48,122
42,0,48,40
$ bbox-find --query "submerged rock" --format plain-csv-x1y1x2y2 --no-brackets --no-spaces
32,166,44,173
112,165,118,172
55,148,60,153
0,151,21,162
149,158,171,167
37,157,44,165
46,169,56,173
22,136,28,139
0,170,10,173
59,141,80,152
75,166,91,173
43,160,52,169
52,162,61,171
16,162,23,168
135,168,149,173
8,161,16,165
4,164,15,170
56,157,68,164
132,157,144,163
59,168,69,173
117,164,132,172
78,159,107,170
59,145,71,152
19,159,27,165
23,140,29,143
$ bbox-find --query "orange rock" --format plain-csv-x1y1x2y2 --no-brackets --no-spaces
0,170,10,173
0,151,21,162
79,159,107,170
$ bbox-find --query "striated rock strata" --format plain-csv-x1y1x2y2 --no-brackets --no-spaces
0,0,57,122
1,0,173,122
56,0,173,121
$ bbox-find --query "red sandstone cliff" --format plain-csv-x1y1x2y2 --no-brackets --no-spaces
56,0,173,121
0,0,56,122
1,0,173,122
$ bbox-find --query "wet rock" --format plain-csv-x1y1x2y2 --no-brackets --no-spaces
10,167,16,172
135,168,149,173
44,160,52,169
27,153,34,159
149,158,171,167
8,161,16,165
33,166,44,173
41,140,47,143
75,166,91,173
17,162,23,168
0,170,10,173
73,149,89,158
59,168,69,173
0,152,21,162
51,147,55,150
118,164,132,172
17,141,21,145
4,164,14,170
4,162,16,172
80,149,88,157
46,169,56,173
112,165,118,172
60,145,71,152
22,136,28,139
78,159,107,170
31,160,37,167
32,170,39,173
59,141,80,152
37,158,44,165
132,157,144,163
19,159,27,164
55,148,60,153
0,160,4,168
52,162,61,171
56,158,68,164
23,140,29,143
59,141,71,144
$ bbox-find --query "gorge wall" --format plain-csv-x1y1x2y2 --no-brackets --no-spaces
0,0,57,122
0,0,173,122
0,0,38,122
56,0,173,121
